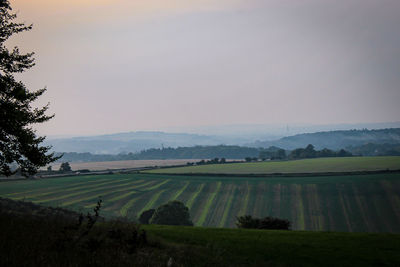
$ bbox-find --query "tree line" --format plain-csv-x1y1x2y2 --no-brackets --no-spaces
55,144,355,164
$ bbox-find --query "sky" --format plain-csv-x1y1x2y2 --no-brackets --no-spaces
8,0,400,136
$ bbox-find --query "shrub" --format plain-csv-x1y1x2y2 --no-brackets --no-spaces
138,209,155,224
149,201,193,226
236,215,290,230
258,217,291,230
235,215,261,229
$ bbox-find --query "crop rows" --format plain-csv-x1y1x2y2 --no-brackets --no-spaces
1,173,400,232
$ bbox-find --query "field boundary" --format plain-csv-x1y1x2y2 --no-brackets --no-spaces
141,169,400,178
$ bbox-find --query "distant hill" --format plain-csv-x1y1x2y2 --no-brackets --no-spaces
250,128,400,150
45,131,230,154
56,145,260,162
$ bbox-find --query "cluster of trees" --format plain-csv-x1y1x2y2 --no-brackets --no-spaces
288,144,352,159
244,157,259,162
236,215,291,230
54,145,260,163
194,157,227,165
346,143,400,156
46,162,73,173
259,146,287,160
56,144,354,165
131,145,259,160
138,201,193,226
258,145,352,161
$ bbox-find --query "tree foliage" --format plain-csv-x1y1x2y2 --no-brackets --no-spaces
236,215,291,230
149,201,193,226
59,162,71,172
0,0,58,176
138,209,155,224
289,144,352,160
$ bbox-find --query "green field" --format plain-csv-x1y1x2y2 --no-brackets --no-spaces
143,225,400,266
1,172,400,232
145,156,400,175
2,209,400,267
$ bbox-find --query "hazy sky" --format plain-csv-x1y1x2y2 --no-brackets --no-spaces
8,0,400,135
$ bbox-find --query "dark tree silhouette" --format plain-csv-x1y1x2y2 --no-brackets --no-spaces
149,201,193,226
59,162,72,172
138,209,155,224
0,0,59,176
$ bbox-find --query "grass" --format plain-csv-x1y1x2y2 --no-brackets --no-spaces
1,172,400,232
145,156,400,175
143,224,400,266
2,203,399,267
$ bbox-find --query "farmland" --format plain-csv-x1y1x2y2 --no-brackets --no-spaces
45,159,201,171
146,156,400,175
1,172,400,233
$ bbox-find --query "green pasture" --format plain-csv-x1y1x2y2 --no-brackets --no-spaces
1,172,400,232
145,156,400,175
144,225,400,266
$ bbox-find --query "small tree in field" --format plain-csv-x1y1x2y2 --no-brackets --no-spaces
149,201,193,226
59,162,72,172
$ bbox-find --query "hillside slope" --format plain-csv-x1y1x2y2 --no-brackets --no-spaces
251,128,400,150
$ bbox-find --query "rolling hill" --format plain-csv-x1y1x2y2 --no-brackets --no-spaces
251,128,400,150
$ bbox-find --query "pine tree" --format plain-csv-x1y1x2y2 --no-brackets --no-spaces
0,0,59,176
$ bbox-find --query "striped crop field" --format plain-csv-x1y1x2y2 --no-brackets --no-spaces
1,173,400,233
145,156,400,175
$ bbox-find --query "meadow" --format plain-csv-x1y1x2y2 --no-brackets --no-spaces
146,156,400,175
143,225,400,266
2,209,399,267
1,172,399,233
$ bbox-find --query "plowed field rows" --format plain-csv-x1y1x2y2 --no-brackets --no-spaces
1,173,400,232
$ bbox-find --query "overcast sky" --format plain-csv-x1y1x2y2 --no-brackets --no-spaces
9,0,400,136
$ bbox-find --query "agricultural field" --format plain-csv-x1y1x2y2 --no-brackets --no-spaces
146,156,400,175
1,172,400,233
45,159,201,171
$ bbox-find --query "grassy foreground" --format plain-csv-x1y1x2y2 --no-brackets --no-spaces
2,206,399,267
145,156,400,175
144,224,400,266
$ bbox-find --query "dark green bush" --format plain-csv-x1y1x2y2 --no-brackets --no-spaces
236,215,290,230
138,209,155,224
149,201,193,226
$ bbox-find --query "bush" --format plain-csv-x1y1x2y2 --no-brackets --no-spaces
235,215,261,229
258,217,291,230
149,201,193,226
138,209,155,224
236,215,290,230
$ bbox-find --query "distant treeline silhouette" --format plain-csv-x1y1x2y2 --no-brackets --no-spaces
52,143,400,163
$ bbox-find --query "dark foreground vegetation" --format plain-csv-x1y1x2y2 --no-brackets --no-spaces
236,215,291,230
0,198,217,266
1,197,400,266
